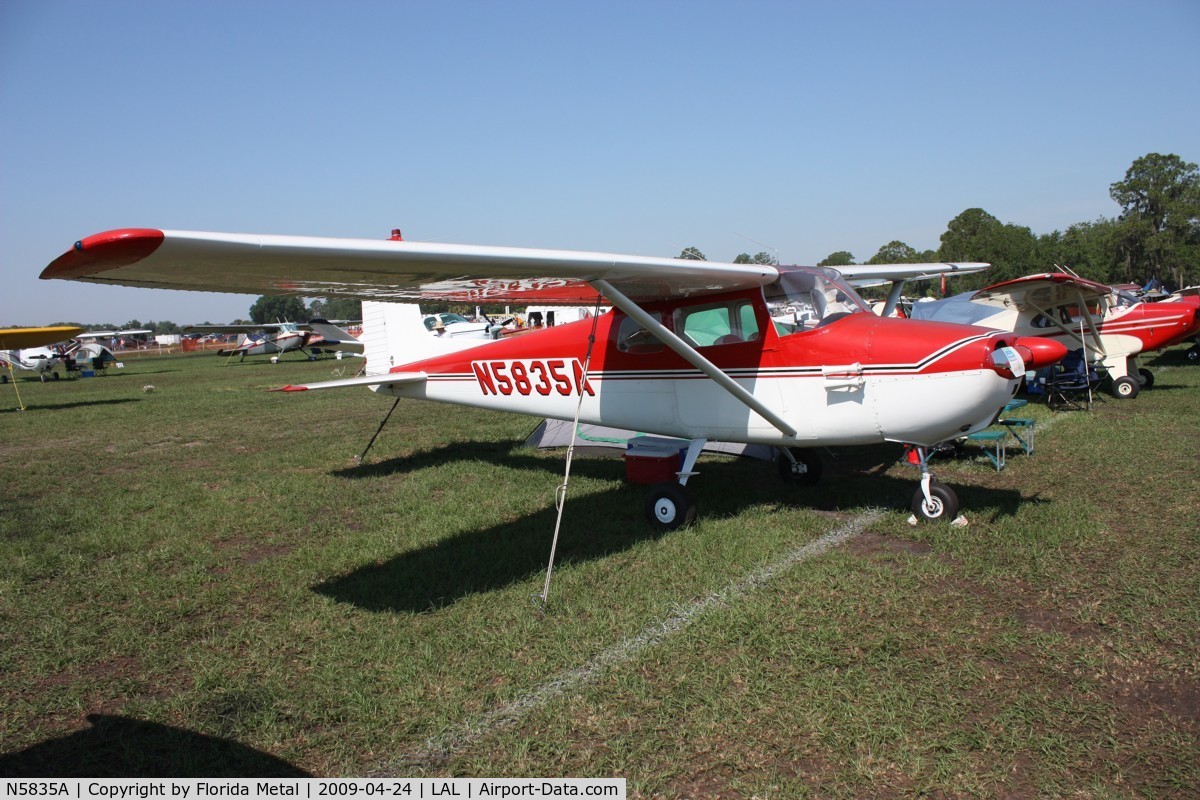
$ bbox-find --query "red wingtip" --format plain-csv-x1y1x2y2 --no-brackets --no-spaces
274,385,309,392
40,228,165,280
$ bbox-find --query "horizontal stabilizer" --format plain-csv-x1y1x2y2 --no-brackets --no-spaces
274,371,425,393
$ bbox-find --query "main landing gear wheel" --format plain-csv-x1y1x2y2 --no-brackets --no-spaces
777,447,822,485
644,482,697,531
1111,375,1140,399
911,481,959,523
1138,368,1154,388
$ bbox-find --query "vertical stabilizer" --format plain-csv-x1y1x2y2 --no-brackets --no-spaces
362,301,502,377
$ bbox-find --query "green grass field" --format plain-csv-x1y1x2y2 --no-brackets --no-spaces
1,348,1197,796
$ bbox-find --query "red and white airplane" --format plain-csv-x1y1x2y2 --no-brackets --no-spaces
184,319,363,361
42,228,1068,526
910,270,1200,398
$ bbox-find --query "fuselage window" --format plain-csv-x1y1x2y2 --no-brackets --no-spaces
616,313,665,354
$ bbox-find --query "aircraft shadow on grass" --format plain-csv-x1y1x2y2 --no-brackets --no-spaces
318,442,1026,613
0,714,309,778
1,398,141,413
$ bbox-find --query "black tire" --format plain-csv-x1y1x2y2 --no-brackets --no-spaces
777,447,822,485
910,481,959,522
644,483,697,531
1111,375,1140,399
51,371,60,381
1138,368,1154,388
1186,345,1199,362
0,374,8,384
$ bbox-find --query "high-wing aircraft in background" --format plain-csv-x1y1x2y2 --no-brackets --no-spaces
0,326,85,382
184,319,363,362
75,327,153,345
42,228,1068,526
910,271,1200,398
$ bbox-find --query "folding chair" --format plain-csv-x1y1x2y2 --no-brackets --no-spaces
1044,349,1103,411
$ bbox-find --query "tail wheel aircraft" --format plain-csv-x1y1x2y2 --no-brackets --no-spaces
0,326,86,383
183,319,363,362
42,229,1069,526
910,270,1200,400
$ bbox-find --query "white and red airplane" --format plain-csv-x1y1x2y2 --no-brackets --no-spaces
909,270,1200,398
42,228,1068,526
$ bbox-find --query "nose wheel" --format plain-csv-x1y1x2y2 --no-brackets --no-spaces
907,445,961,523
911,480,959,522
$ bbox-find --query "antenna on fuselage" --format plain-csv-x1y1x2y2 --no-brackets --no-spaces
732,231,781,263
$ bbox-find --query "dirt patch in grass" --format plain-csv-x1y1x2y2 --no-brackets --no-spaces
848,532,933,559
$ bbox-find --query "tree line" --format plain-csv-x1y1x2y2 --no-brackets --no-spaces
680,152,1199,295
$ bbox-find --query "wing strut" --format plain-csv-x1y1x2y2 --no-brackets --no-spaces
881,282,906,318
591,279,798,438
1026,294,1107,359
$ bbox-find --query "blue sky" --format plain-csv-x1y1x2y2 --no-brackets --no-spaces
2,0,1197,325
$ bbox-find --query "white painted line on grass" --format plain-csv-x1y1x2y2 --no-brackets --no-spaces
379,510,883,773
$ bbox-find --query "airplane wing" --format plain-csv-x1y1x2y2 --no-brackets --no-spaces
183,323,290,334
41,229,779,305
0,326,85,350
76,327,154,339
973,273,1111,310
832,262,990,285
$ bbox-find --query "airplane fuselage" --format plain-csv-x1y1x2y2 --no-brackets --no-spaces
372,287,1052,449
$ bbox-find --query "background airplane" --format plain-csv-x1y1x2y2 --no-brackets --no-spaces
910,271,1200,398
183,320,363,362
0,325,85,382
42,228,1068,525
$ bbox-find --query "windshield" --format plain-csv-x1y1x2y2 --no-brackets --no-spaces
424,313,471,330
1114,289,1140,308
764,267,871,335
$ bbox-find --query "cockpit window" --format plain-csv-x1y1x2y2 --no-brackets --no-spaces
673,300,760,347
1115,290,1139,308
764,267,870,336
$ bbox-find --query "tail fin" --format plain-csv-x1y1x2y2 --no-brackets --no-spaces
305,319,364,354
361,301,498,374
